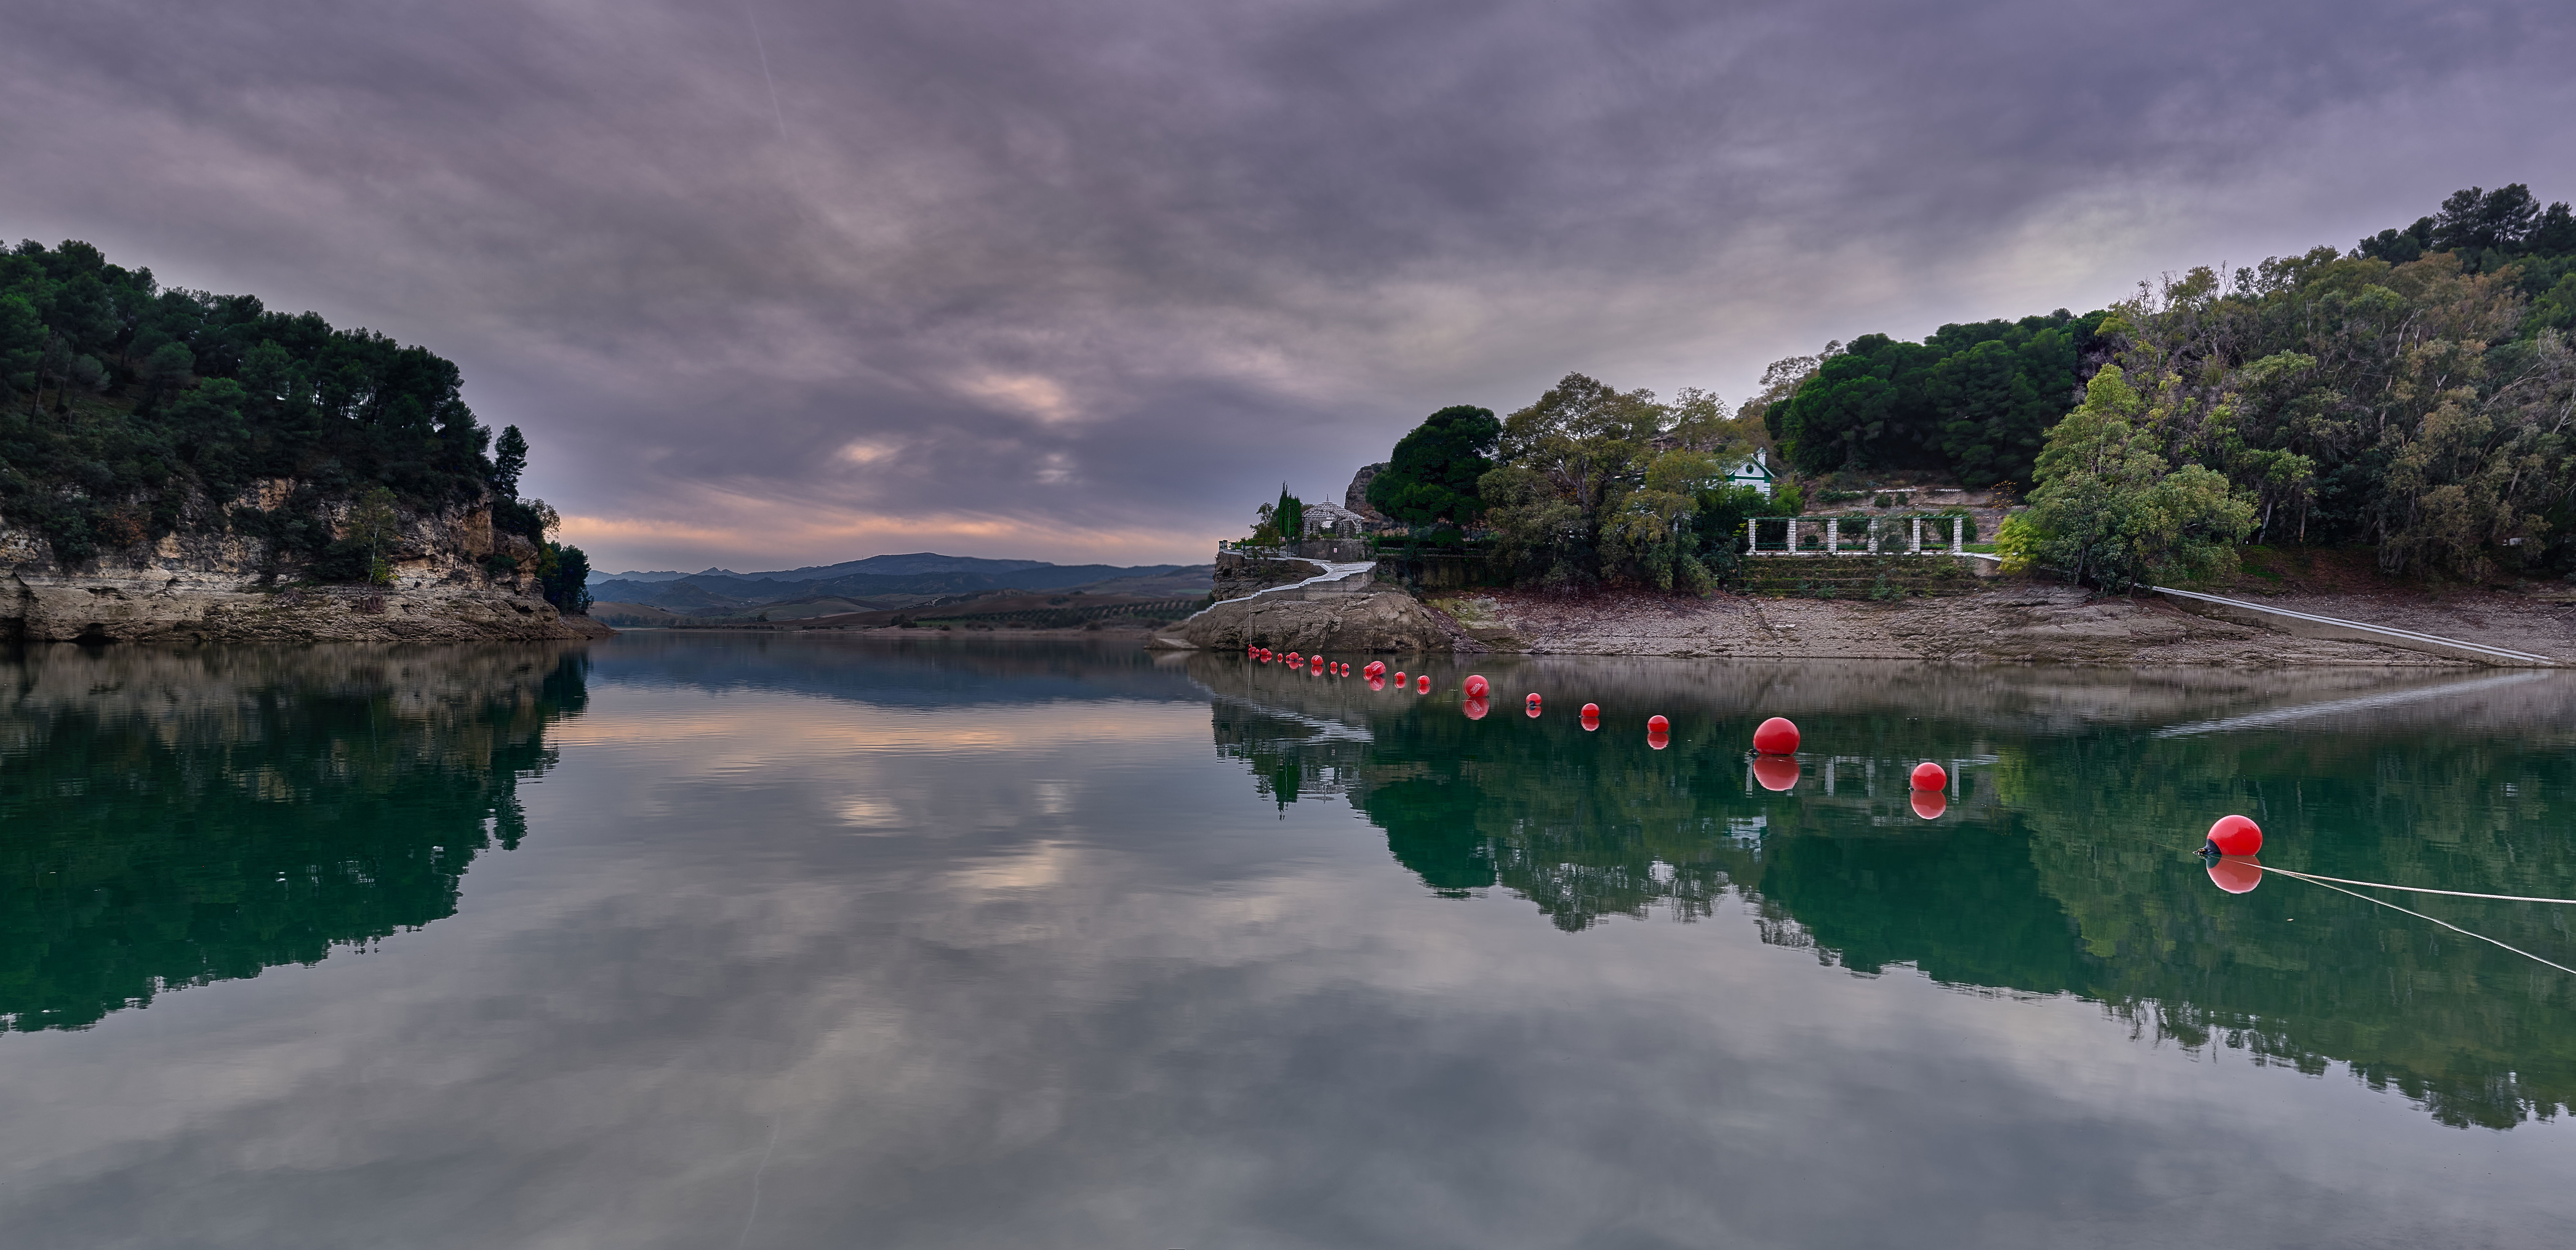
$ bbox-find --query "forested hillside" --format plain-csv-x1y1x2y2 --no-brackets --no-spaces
0,238,590,608
1339,182,2576,591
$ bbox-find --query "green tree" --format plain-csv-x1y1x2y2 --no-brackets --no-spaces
1776,337,1921,474
2015,366,2255,590
0,294,41,405
1604,451,1720,591
346,486,401,586
493,425,528,499
1366,405,1499,526
134,341,194,413
1246,500,1284,547
538,541,593,613
2432,184,2542,256
1272,485,1303,544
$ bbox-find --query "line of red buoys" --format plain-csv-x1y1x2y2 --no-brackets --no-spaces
1244,655,2263,879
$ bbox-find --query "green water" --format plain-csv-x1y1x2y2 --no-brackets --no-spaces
1,637,2571,1246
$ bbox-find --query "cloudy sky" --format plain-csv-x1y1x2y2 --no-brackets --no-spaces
7,1,2573,571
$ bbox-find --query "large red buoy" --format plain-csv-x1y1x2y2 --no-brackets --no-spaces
1464,696,1489,721
1464,674,1490,698
1752,755,1799,791
1752,716,1800,755
2207,855,2263,894
1647,715,1669,732
1580,703,1600,732
1365,661,1385,677
1910,788,1946,820
1416,675,1430,693
1909,761,1946,791
1310,656,1324,672
2206,814,2263,857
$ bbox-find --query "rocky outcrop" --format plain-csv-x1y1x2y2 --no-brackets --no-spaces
0,483,607,643
1346,462,1388,523
1212,551,1325,600
1173,589,1468,653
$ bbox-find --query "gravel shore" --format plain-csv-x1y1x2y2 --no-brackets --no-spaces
1434,582,2576,666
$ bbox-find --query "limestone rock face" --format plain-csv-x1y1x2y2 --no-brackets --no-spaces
1212,552,1324,600
1176,590,1457,653
0,487,607,643
1345,463,1389,522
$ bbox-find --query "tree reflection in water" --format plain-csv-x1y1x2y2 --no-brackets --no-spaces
0,644,589,1032
1194,654,2576,1129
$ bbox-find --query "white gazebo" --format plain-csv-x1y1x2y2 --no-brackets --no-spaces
1301,500,1369,537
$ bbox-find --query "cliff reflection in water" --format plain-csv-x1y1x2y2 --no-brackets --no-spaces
0,644,589,1031
1195,655,2576,1130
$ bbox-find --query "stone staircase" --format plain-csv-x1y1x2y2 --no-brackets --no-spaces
1738,555,1983,598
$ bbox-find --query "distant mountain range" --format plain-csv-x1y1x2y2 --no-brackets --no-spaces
586,552,1209,616
591,552,1067,586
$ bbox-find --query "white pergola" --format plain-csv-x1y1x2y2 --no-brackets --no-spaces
1746,515,1968,556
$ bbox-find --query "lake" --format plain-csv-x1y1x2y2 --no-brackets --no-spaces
2,635,2572,1247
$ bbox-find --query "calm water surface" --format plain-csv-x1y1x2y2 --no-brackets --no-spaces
3,635,2573,1247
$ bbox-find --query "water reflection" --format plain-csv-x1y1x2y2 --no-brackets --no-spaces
0,644,588,1031
1191,654,2576,1129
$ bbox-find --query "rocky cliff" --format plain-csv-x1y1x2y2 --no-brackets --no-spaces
1,481,608,643
1173,589,1471,653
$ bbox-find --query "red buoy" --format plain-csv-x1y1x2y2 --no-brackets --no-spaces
1463,674,1490,698
2207,814,2263,857
1909,761,1946,791
1752,716,1800,755
1464,696,1489,721
1310,656,1324,672
1647,714,1669,732
1910,788,1946,820
1752,755,1799,791
1365,660,1384,677
2207,855,2263,894
1391,671,1405,686
1525,692,1540,707
1416,675,1430,693
1580,704,1600,732
1580,702,1599,718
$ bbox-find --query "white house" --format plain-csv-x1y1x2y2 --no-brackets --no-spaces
1728,448,1776,498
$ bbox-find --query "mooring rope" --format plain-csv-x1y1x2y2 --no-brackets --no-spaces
2255,867,2576,907
2269,871,2576,978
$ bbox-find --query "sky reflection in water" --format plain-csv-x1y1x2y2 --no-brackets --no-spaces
1,636,2572,1248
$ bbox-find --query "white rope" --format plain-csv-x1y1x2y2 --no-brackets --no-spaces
2271,871,2576,978
2257,866,2576,906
